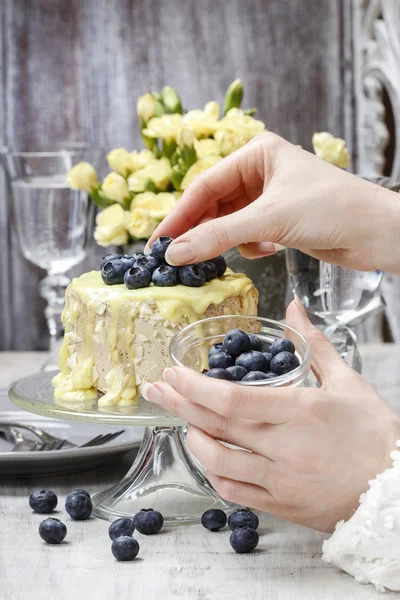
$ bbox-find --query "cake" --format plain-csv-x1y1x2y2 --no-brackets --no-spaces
53,268,258,406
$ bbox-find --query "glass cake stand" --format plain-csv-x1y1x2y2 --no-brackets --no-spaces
9,371,238,525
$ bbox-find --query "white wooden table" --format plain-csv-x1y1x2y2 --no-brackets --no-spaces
1,348,399,600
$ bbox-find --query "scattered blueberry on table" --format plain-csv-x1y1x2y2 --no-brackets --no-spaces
108,518,135,541
228,508,259,531
100,237,226,289
111,536,140,561
29,489,58,514
204,329,300,382
201,509,228,532
65,491,93,520
68,489,91,500
133,508,164,535
39,518,67,545
229,527,259,554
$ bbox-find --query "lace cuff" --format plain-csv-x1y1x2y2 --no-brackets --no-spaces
322,443,400,592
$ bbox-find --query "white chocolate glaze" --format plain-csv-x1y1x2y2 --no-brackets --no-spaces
53,269,258,406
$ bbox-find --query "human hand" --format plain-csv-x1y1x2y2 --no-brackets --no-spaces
149,133,400,275
142,298,400,533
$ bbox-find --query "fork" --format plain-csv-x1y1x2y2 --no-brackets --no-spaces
0,422,125,450
0,423,125,452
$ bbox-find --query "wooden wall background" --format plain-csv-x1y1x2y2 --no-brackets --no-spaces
0,0,352,350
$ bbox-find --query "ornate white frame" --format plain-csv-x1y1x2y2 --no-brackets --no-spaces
354,0,400,178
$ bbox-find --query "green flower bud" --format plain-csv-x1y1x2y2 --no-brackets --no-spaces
161,86,183,114
171,166,185,191
223,79,244,115
244,108,257,116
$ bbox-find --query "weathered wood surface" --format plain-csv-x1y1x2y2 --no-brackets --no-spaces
0,0,350,350
1,346,400,600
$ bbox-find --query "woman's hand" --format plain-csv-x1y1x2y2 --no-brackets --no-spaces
142,298,400,533
148,133,400,275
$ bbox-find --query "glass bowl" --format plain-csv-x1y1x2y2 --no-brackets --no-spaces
169,315,312,388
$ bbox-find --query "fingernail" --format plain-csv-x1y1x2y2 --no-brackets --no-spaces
166,241,195,266
144,242,152,255
141,382,161,404
258,242,276,253
163,367,177,387
274,244,286,252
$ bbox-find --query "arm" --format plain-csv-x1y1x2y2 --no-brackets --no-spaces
149,133,400,276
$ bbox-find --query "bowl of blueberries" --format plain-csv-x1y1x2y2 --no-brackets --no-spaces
169,315,312,387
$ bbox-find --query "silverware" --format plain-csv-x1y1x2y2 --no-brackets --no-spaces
0,422,125,452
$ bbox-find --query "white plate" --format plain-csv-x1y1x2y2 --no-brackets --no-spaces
0,403,142,478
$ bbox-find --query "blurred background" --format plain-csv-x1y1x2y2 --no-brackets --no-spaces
0,0,398,350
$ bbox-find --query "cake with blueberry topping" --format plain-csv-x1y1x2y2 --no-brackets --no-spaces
53,238,258,406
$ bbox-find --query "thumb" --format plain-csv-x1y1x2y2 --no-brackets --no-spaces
165,205,267,265
286,297,350,384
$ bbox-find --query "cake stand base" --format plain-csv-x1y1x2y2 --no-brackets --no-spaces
92,426,239,525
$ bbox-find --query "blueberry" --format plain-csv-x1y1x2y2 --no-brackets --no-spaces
108,518,135,541
228,509,259,531
65,492,92,520
212,255,227,277
133,508,164,535
201,509,227,531
39,518,67,545
208,352,235,370
124,266,152,289
208,343,225,361
29,489,58,514
121,254,140,270
101,258,130,285
270,338,296,357
262,352,272,369
229,527,259,553
248,334,263,352
134,255,160,275
178,264,206,287
236,351,269,373
225,365,248,381
111,536,140,561
199,260,218,282
125,252,144,262
270,351,300,375
223,329,251,358
68,489,91,500
151,236,173,262
242,371,276,381
206,368,234,380
100,254,122,269
152,264,179,287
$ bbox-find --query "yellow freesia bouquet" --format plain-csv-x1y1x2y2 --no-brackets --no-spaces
67,79,351,248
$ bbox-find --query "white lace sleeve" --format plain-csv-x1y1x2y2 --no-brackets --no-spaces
322,443,400,593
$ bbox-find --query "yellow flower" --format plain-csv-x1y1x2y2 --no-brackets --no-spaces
177,127,195,149
107,148,132,177
214,130,248,156
181,155,222,190
131,192,178,220
67,162,98,192
130,149,158,172
125,208,158,239
94,204,128,247
194,138,221,158
312,132,351,168
127,158,172,192
182,102,220,138
137,93,157,123
102,172,130,204
217,108,265,141
143,114,183,141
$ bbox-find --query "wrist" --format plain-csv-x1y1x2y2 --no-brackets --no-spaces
367,184,400,276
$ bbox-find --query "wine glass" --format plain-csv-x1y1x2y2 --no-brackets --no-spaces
285,177,400,372
1,150,96,369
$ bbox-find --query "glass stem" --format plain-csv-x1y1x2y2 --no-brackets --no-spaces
39,273,70,367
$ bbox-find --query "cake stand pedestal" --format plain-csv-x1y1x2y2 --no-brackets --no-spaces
9,371,238,525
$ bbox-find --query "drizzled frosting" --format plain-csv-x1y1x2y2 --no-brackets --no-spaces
53,269,258,406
